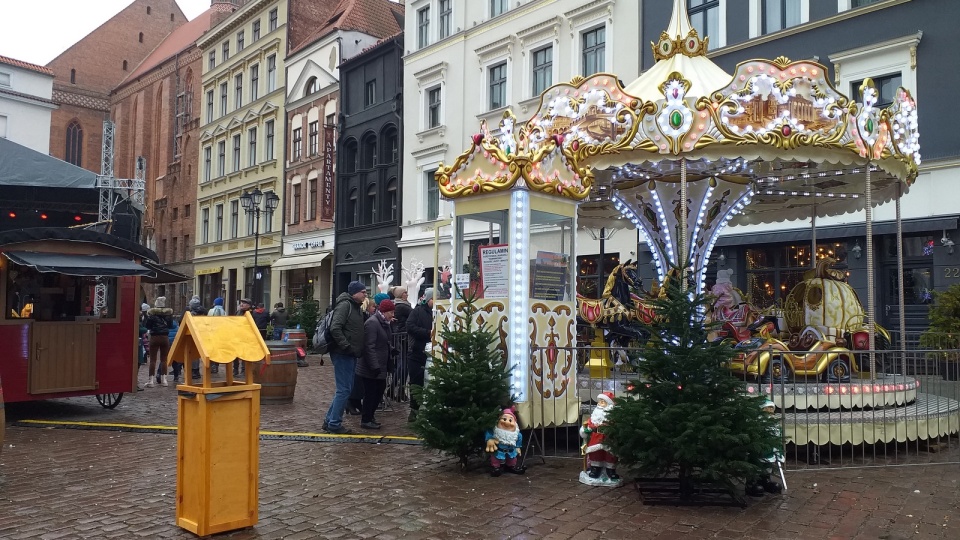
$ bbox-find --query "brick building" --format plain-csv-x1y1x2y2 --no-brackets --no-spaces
110,3,236,313
46,0,186,175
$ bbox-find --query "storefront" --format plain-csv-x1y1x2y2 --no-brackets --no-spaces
271,233,333,310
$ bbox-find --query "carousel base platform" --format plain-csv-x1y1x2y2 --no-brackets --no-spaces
783,392,960,446
745,374,920,411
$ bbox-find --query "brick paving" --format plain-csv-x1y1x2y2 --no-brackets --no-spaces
1,357,959,539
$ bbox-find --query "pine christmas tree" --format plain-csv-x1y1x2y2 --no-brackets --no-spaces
288,284,320,345
411,289,513,468
919,283,960,353
605,265,781,498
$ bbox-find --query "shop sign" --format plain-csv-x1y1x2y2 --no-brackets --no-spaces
291,240,325,250
321,126,335,221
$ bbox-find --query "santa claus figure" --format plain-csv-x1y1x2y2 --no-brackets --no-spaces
484,408,526,477
580,392,621,486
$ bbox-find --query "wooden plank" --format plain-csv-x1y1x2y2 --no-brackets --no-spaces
29,323,97,394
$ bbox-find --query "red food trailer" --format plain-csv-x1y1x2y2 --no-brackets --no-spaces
0,227,185,409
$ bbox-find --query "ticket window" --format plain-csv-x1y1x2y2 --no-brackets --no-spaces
4,263,118,321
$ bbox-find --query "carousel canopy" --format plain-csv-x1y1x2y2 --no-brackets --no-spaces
436,0,920,291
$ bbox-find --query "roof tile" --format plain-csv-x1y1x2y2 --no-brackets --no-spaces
0,54,55,76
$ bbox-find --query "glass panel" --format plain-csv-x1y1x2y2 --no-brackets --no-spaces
5,265,118,321
746,270,776,309
529,211,575,302
889,267,934,305
456,214,505,299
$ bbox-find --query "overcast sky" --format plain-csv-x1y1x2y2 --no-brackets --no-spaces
0,0,211,66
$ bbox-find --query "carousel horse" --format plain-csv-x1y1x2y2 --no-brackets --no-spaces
576,260,655,354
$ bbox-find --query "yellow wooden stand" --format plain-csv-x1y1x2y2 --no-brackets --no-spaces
167,312,270,537
586,330,613,379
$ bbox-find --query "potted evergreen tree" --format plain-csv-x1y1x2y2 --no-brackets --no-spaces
411,288,513,469
919,284,960,381
605,265,781,502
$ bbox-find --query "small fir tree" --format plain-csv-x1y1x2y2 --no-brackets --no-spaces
605,264,780,498
288,284,320,345
919,283,960,360
411,288,513,468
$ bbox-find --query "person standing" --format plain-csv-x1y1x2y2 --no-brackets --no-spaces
323,281,367,434
168,316,182,383
270,302,288,340
187,295,206,316
144,297,174,388
405,287,435,422
357,299,395,429
391,286,412,333
207,297,227,373
252,302,270,337
235,298,254,376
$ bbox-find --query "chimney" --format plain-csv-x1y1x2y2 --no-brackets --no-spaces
210,0,240,29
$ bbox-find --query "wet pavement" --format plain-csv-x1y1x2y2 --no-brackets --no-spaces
1,356,958,539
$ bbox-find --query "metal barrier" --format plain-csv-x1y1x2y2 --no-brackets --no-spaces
387,332,410,403
524,344,960,470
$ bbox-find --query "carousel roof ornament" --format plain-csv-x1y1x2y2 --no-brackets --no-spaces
437,0,920,291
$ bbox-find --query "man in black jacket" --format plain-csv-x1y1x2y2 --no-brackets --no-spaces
323,281,367,433
405,287,435,422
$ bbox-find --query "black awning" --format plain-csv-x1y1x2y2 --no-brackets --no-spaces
3,251,152,277
715,216,960,247
141,260,191,284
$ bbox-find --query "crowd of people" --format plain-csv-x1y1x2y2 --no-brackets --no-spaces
137,283,434,433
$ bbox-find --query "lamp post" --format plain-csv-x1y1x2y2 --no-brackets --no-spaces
240,188,280,305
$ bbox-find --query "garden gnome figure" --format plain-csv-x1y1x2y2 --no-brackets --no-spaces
484,408,526,477
580,392,621,486
747,399,786,496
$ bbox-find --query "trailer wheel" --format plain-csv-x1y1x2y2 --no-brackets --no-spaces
96,393,124,409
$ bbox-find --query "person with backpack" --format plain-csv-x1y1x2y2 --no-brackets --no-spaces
322,281,367,434
405,288,435,422
144,296,174,388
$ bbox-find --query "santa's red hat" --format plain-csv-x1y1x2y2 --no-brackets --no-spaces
597,392,615,406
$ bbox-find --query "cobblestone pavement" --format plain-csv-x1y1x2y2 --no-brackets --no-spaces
1,357,959,539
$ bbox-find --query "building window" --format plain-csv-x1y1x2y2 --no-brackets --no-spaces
70,69,76,84
689,1,720,49
230,200,239,238
853,0,882,6
220,82,227,115
417,7,430,48
426,170,439,220
65,120,83,166
250,64,259,101
426,86,442,128
364,80,376,107
234,73,243,109
205,89,214,122
576,254,621,299
490,0,507,17
173,207,179,221
387,177,398,221
252,20,260,40
264,191,275,232
237,30,244,51
305,76,318,96
292,183,301,224
203,146,212,181
532,46,553,96
185,204,191,217
382,126,398,164
217,140,226,176
201,208,209,243
222,41,229,61
248,127,257,167
232,134,241,171
763,0,802,34
343,139,358,173
439,0,452,39
215,204,224,242
348,189,359,227
265,120,275,160
122,60,128,71
208,51,215,69
267,55,276,92
139,32,144,43
308,178,317,220
582,27,605,76
292,127,302,160
746,242,848,309
247,204,255,235
488,62,507,110
360,134,376,169
269,8,278,32
852,73,902,109
366,184,377,224
308,121,319,155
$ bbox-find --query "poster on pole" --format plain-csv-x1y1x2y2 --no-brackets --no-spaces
478,244,510,298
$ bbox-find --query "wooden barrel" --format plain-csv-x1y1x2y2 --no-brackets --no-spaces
253,341,299,404
281,328,307,349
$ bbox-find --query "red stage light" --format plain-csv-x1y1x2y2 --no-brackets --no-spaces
40,213,48,219
8,212,15,218
74,215,82,222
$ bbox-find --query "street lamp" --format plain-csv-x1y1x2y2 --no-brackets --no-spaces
240,188,280,305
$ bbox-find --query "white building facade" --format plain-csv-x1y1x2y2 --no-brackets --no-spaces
401,0,644,297
0,56,56,154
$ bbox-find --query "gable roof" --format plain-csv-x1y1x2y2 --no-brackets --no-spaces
118,8,216,88
0,136,96,189
289,0,404,57
169,311,271,366
0,54,55,76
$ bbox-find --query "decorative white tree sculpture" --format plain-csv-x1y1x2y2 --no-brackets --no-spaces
373,260,394,295
403,258,425,300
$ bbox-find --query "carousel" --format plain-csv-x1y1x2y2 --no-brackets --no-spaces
434,0,958,447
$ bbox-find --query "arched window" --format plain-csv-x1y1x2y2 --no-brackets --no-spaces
342,138,358,173
139,32,144,43
122,60,128,71
348,189,359,227
386,177,398,222
304,76,318,97
380,125,398,165
65,120,83,166
366,184,377,224
359,133,376,169
183,69,194,120
70,69,76,84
